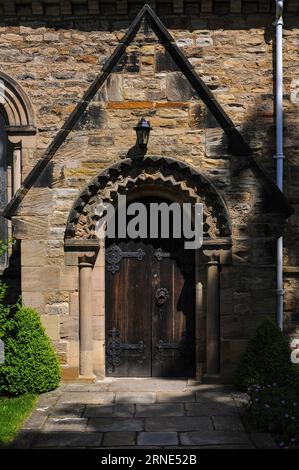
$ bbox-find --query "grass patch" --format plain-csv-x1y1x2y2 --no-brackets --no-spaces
0,393,37,445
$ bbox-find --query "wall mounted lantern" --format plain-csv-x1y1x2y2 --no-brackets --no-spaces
134,117,152,148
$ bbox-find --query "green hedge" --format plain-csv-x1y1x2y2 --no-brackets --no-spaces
0,283,60,395
235,320,299,392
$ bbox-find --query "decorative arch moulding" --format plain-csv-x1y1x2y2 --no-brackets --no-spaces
65,155,232,242
0,72,36,129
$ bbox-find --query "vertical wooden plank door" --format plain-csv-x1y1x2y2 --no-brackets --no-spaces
105,239,195,377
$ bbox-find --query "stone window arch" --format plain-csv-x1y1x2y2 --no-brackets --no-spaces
0,72,36,266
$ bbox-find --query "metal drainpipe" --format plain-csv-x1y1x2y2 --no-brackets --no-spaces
274,0,284,331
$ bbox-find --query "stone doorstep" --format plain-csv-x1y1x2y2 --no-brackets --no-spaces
107,378,189,392
65,383,110,392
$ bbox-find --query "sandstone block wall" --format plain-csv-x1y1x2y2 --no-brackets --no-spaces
0,6,298,378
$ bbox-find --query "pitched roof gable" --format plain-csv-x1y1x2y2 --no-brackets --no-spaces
2,4,292,218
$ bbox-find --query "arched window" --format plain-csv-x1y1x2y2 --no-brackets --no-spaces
0,73,36,268
0,113,7,266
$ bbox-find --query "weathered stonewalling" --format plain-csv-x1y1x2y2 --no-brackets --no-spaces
0,4,298,381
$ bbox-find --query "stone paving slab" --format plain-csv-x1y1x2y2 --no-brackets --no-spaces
43,417,88,432
22,411,48,430
114,404,135,417
145,416,213,432
185,402,238,416
156,391,196,403
195,391,234,403
138,432,179,446
83,405,115,418
87,418,144,432
11,380,276,449
102,432,136,446
32,432,103,448
180,430,252,446
50,403,85,418
136,403,185,417
115,392,156,404
211,415,244,431
57,392,115,405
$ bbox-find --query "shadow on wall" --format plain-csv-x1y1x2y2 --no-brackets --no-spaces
223,88,299,337
0,6,299,32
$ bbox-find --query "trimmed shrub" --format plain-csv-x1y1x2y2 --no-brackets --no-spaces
0,305,61,396
246,384,299,449
235,320,299,392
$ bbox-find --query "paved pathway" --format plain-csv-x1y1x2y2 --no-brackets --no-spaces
10,379,276,449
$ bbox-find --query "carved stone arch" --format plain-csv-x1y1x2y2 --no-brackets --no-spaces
65,156,231,241
0,72,37,201
0,71,35,129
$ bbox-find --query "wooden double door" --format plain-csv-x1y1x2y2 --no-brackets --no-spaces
105,237,195,377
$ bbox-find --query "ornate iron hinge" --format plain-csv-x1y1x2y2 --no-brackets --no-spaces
106,327,145,373
154,248,171,261
106,244,146,274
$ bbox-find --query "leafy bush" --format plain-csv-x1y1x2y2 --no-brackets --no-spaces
0,239,60,395
0,305,61,396
246,384,299,449
235,320,299,391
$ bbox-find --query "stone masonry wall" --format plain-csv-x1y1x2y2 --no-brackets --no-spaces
0,9,298,379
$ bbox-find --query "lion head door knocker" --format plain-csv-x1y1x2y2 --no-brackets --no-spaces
155,287,169,306
155,287,169,319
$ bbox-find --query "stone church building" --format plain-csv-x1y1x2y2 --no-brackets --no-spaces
0,1,298,383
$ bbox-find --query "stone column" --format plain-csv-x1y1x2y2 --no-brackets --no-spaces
195,249,203,380
79,260,95,379
13,148,21,194
195,278,203,380
206,254,220,376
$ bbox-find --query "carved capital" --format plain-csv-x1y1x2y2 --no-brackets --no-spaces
79,253,97,266
202,249,221,264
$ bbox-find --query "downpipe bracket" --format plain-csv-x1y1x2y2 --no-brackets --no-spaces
273,154,285,160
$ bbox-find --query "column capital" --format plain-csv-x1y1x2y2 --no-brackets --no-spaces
79,253,96,266
202,249,221,264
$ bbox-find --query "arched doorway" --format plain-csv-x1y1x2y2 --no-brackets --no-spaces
105,195,196,377
65,156,232,380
